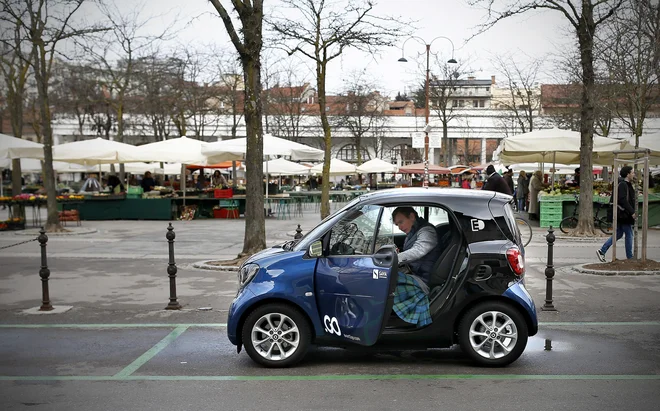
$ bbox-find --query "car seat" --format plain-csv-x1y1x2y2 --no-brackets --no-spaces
428,222,462,296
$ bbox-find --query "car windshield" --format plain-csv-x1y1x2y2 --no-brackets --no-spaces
292,197,362,252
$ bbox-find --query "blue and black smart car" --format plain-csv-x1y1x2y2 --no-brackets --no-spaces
227,188,537,367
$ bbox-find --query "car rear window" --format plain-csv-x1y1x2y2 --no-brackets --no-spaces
489,198,521,245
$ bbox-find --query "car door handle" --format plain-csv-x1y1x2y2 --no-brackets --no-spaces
372,253,393,267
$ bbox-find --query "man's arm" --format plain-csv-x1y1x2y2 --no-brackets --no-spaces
398,227,438,263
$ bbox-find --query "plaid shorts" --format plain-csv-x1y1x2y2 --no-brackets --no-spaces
392,271,431,327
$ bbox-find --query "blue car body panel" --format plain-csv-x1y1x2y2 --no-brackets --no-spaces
503,280,538,331
226,250,324,345
315,256,395,346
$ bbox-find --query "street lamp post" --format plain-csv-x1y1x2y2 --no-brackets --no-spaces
398,36,457,188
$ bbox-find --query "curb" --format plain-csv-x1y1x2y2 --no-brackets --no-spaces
570,263,660,276
192,261,240,271
13,227,98,236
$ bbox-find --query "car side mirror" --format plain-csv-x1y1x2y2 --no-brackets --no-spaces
308,240,323,258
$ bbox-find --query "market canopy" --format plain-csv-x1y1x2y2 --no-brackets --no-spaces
129,136,220,164
7,137,141,165
494,128,626,164
0,157,91,173
398,163,451,174
202,134,324,163
262,158,311,176
1,133,43,159
310,158,357,175
356,158,398,174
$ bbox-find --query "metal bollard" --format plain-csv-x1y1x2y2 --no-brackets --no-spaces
541,226,557,311
294,224,303,239
38,227,53,311
165,223,181,310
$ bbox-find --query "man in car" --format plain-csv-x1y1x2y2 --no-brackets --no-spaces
391,207,440,327
481,164,512,195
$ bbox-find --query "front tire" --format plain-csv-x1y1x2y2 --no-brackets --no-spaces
559,216,578,234
458,302,528,367
241,303,311,368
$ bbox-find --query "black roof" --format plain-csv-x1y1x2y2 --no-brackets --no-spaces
358,187,511,205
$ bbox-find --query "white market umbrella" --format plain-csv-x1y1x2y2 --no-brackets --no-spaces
131,136,221,164
202,134,324,163
0,158,92,173
495,128,625,164
356,158,398,174
1,133,43,159
8,137,140,165
262,158,311,176
310,158,357,176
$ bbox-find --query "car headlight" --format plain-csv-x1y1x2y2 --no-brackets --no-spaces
238,263,259,289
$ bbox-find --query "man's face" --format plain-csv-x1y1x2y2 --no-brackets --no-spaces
393,212,415,234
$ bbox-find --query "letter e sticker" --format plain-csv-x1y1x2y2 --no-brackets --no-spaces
471,219,485,231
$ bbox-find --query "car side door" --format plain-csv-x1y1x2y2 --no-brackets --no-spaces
314,204,398,346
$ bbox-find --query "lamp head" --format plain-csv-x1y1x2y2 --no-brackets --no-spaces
398,57,408,63
447,58,457,64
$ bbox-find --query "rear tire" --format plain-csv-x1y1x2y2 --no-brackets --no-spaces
241,303,311,368
515,217,532,247
559,216,578,234
458,302,528,367
597,218,613,235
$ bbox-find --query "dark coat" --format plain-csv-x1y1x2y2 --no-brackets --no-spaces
482,172,512,195
503,174,514,193
615,178,636,224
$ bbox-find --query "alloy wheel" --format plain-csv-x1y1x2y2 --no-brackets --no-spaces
468,310,518,359
250,312,301,361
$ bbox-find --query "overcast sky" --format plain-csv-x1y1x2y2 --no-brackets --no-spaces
80,0,573,97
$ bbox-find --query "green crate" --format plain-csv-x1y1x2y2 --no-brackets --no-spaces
541,209,563,218
540,218,562,228
540,203,563,211
127,186,144,195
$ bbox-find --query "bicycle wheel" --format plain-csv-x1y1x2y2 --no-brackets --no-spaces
597,218,613,235
559,216,578,234
515,217,532,247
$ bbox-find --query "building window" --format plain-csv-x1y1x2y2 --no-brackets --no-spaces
473,100,479,108
452,100,458,108
389,144,422,165
479,100,485,108
458,100,464,108
337,144,370,163
486,87,490,92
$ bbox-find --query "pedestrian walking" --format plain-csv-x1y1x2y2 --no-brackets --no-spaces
597,166,637,262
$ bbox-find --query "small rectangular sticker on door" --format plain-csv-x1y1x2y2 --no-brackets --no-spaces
373,269,387,279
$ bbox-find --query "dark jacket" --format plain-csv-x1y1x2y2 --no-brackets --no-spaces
482,172,512,195
141,177,156,192
503,174,514,193
402,218,441,284
615,178,636,224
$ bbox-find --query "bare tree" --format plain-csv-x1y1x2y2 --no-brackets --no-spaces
468,0,625,236
266,61,313,142
0,9,33,203
209,0,266,255
269,0,407,218
491,54,543,134
599,0,660,143
80,1,172,181
425,57,471,166
333,69,388,166
50,60,100,138
2,0,104,231
211,55,244,140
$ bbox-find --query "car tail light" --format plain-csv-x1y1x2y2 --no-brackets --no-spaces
506,248,525,276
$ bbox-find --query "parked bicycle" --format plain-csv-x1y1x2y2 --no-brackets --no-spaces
559,194,613,235
515,215,532,247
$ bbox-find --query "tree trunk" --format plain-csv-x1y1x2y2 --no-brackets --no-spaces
33,45,62,231
239,53,266,255
318,63,332,219
442,123,449,166
575,4,596,235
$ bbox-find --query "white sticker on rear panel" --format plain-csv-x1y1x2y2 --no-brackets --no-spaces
471,219,485,231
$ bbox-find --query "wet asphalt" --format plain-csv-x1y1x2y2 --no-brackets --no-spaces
0,214,659,410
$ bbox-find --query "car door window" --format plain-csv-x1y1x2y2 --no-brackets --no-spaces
328,204,381,256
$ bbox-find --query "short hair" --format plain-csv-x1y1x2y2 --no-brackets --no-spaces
620,166,633,178
485,164,496,175
392,206,418,220
575,168,580,173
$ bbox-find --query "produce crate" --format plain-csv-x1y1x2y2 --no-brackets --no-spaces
214,188,233,198
540,209,563,219
540,218,562,228
127,186,144,195
213,208,239,219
